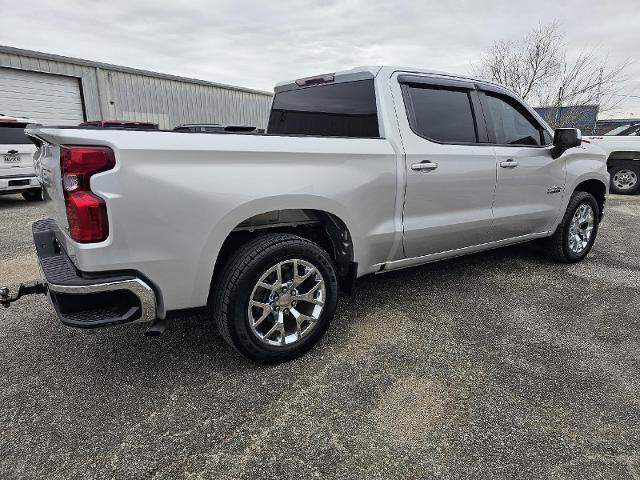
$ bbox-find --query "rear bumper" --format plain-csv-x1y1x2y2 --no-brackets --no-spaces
0,174,40,193
33,218,157,328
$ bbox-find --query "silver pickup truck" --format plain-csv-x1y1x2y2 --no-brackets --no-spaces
3,66,608,363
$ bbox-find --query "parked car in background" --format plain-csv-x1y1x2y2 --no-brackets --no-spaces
79,120,159,130
0,114,42,201
7,66,608,363
173,124,260,133
585,123,640,194
602,123,640,137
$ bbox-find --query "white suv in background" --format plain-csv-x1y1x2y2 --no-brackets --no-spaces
0,114,42,201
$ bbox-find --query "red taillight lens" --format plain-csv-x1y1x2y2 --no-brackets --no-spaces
60,146,115,243
61,146,115,192
65,191,110,242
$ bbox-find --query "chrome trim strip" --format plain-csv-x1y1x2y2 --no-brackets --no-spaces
377,231,551,273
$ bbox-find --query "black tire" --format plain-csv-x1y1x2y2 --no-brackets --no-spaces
544,191,600,263
210,233,338,364
609,161,640,195
21,189,43,202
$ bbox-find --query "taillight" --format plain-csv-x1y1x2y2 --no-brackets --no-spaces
60,146,115,243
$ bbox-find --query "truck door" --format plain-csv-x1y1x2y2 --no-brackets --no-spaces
477,88,565,239
392,74,497,258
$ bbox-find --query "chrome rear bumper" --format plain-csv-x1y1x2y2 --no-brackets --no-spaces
33,219,157,328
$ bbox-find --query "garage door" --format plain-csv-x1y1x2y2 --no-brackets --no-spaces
0,67,85,125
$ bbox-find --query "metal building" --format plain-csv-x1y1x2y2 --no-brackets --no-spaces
0,45,273,129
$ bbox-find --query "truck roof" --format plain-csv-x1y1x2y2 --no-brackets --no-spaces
275,65,510,95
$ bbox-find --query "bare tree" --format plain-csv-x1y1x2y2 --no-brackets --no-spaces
473,23,628,129
475,23,563,101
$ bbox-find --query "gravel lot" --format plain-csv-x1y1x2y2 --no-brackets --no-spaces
0,193,638,479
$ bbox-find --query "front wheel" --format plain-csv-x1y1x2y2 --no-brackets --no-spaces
210,233,338,363
544,191,600,263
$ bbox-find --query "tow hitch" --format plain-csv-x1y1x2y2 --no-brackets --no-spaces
0,281,47,307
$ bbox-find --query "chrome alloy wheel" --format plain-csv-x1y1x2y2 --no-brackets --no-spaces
248,259,326,346
568,203,595,255
613,169,638,191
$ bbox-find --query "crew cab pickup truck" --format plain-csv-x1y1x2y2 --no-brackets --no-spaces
2,66,609,363
585,123,640,195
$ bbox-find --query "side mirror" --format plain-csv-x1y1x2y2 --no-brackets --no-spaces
551,128,582,159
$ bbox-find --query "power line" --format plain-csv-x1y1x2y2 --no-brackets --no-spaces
608,93,640,99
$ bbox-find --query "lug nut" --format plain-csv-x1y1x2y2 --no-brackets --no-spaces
292,301,297,307
284,308,289,314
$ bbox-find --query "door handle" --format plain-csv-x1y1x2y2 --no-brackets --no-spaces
411,161,439,171
500,159,519,168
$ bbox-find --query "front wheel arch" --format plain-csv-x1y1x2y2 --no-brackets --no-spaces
573,179,607,220
544,191,600,263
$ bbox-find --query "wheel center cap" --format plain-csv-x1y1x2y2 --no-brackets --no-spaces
277,293,293,307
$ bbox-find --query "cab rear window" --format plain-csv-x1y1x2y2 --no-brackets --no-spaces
0,125,30,144
267,80,379,138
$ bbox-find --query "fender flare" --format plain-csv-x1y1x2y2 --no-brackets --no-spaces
553,174,608,228
189,195,359,306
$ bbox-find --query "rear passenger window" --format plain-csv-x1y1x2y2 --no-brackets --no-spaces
483,93,543,146
405,86,478,143
268,80,379,138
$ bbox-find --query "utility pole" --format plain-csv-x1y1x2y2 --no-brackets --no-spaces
556,85,563,128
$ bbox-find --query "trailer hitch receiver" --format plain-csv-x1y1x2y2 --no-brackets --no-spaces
0,281,47,307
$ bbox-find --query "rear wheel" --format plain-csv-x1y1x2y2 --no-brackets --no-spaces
210,233,338,363
609,162,640,195
544,191,600,263
21,189,43,202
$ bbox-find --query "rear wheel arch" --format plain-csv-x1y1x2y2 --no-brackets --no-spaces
607,151,640,165
210,232,340,363
211,209,356,295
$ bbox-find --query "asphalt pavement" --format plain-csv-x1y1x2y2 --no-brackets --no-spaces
0,193,638,479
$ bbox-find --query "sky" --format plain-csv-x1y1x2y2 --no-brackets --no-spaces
1,0,638,119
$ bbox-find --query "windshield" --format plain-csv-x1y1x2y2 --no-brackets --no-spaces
0,125,30,144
